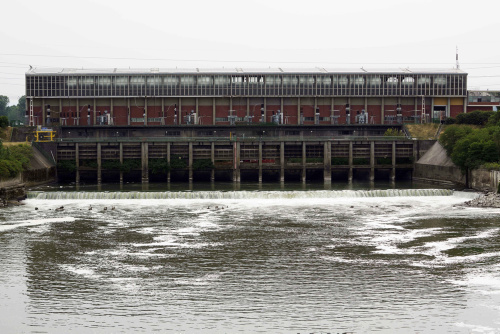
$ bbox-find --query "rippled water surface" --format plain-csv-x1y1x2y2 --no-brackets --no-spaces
1,184,500,333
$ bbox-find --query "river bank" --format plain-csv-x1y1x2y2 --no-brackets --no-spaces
462,191,500,208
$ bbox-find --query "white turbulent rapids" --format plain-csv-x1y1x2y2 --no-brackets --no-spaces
28,188,455,200
1,188,499,334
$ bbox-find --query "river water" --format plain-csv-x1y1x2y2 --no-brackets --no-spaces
1,182,500,333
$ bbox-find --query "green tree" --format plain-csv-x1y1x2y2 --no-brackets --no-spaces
0,96,8,117
0,116,8,128
439,124,474,155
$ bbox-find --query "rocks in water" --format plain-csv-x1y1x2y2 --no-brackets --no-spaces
463,192,500,208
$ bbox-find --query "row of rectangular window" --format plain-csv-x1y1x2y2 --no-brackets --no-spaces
28,74,464,87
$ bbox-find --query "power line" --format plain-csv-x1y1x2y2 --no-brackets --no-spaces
3,52,500,65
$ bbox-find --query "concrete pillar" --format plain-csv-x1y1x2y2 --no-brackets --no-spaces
141,142,149,183
75,143,80,184
391,141,396,181
324,141,331,183
263,97,267,123
110,98,114,125
127,99,131,126
348,141,353,182
76,99,79,126
211,142,215,182
188,142,193,182
234,142,241,183
414,97,418,120
258,142,263,183
167,142,171,183
195,97,199,124
297,97,301,125
97,143,102,184
42,98,45,126
280,141,285,183
119,142,123,184
246,98,250,119
370,141,375,181
381,97,385,125
144,97,148,126
447,97,451,118
464,97,467,114
212,97,216,125
331,97,335,125
93,98,97,125
301,141,306,183
431,98,434,122
178,98,182,125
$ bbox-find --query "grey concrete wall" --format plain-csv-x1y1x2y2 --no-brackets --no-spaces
414,141,500,192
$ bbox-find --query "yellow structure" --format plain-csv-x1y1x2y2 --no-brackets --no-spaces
34,130,57,142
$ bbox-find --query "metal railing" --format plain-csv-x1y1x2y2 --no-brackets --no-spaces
56,135,411,143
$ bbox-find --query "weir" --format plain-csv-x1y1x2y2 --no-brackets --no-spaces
28,189,454,200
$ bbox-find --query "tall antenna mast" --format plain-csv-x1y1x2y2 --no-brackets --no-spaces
456,46,460,70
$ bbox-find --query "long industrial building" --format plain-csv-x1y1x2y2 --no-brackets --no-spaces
25,67,468,127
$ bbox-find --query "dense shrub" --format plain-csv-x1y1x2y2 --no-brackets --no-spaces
456,110,493,126
0,116,8,128
149,159,169,174
192,159,214,170
439,124,474,155
383,128,404,137
170,155,187,169
0,143,32,179
57,160,77,172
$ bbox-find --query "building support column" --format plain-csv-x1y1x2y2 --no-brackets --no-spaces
76,99,80,126
119,142,123,184
258,142,263,183
141,142,149,183
301,141,306,183
234,142,240,183
127,99,131,126
188,142,193,182
97,143,102,185
110,98,114,125
211,142,215,182
391,141,396,181
178,98,182,125
381,97,385,125
42,98,46,126
348,141,353,182
167,142,171,183
93,98,97,126
75,143,80,184
144,97,148,126
298,97,301,125
324,141,331,183
263,97,267,123
212,97,216,125
370,141,375,181
280,141,285,183
331,97,335,125
246,98,250,120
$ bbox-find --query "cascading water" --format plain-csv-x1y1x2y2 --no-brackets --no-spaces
28,188,458,200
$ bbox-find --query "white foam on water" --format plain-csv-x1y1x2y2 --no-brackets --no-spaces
174,273,221,286
455,322,499,334
59,264,101,279
0,217,76,232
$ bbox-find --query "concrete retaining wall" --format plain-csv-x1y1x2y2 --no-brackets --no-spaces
414,141,500,192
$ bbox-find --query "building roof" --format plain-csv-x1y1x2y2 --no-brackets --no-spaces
26,67,467,76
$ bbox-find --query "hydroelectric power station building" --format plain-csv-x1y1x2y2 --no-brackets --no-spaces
26,68,468,127
24,67,468,184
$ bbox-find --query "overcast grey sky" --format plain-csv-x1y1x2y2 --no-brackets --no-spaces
1,0,499,104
